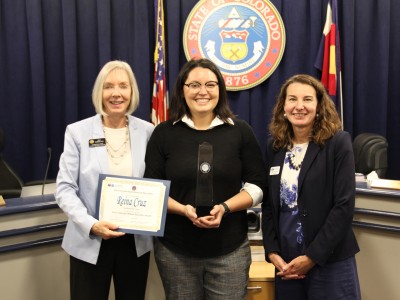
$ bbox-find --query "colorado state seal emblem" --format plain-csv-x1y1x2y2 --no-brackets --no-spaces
183,0,285,91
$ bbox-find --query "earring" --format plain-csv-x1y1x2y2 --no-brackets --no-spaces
316,113,320,119
284,113,287,119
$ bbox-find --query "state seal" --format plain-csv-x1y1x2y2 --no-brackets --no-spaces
183,0,286,91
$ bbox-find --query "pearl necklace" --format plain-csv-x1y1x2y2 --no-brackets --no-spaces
288,143,309,171
288,152,302,170
103,117,129,165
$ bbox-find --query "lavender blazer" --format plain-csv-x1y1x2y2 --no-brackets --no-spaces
56,114,154,264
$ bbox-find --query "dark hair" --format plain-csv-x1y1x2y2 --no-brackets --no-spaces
169,58,235,122
269,74,342,150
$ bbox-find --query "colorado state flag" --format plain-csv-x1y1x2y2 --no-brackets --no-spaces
315,0,343,122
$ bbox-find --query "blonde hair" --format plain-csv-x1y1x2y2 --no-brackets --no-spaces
269,74,342,150
92,60,139,116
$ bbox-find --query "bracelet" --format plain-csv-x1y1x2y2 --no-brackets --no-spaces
221,202,230,216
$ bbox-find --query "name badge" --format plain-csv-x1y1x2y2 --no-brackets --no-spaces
89,138,106,148
270,166,280,175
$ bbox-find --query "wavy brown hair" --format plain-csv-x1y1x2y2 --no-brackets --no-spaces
269,74,342,150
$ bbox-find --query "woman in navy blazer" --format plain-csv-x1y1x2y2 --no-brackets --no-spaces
262,74,361,299
56,61,154,300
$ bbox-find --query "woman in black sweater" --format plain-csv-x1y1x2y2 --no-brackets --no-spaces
144,58,266,300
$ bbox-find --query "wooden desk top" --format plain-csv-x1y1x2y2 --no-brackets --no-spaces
249,261,275,282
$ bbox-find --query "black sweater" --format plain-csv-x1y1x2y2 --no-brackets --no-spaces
144,119,266,257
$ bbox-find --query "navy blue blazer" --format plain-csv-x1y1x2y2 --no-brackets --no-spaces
262,131,360,266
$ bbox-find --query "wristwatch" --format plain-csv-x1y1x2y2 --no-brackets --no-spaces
221,202,230,216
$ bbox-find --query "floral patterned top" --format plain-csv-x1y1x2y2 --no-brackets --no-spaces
279,142,309,261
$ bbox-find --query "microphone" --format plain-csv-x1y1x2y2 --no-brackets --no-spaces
42,147,52,195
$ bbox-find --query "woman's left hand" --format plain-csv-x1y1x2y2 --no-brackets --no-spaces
192,204,224,229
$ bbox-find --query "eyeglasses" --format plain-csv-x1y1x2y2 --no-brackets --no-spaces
183,81,219,92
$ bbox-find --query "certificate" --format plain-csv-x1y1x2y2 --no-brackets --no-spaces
95,174,170,236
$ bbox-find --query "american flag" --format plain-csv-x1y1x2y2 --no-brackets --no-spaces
151,0,168,125
314,0,343,124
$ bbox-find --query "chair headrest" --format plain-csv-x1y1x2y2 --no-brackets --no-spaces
353,133,388,177
353,133,388,166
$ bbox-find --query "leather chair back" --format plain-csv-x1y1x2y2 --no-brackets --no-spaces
0,128,24,198
353,133,388,178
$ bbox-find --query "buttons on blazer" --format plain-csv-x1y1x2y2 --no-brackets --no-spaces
300,209,308,217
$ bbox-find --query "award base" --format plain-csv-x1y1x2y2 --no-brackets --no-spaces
196,206,213,217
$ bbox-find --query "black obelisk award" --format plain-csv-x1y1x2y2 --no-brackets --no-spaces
195,142,213,217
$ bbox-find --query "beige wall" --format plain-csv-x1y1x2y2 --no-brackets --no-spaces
0,244,164,300
2,189,399,299
0,244,70,300
0,204,165,300
354,191,400,300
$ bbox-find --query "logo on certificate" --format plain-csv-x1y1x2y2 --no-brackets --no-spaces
183,0,286,91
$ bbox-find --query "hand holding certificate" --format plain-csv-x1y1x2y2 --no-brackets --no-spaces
96,174,170,236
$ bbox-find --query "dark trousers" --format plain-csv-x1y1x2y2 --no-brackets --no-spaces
275,256,361,300
70,235,150,300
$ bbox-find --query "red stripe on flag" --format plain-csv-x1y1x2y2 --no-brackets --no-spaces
314,0,343,123
152,0,168,125
321,24,337,96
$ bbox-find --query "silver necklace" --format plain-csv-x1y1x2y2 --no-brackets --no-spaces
103,117,129,165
